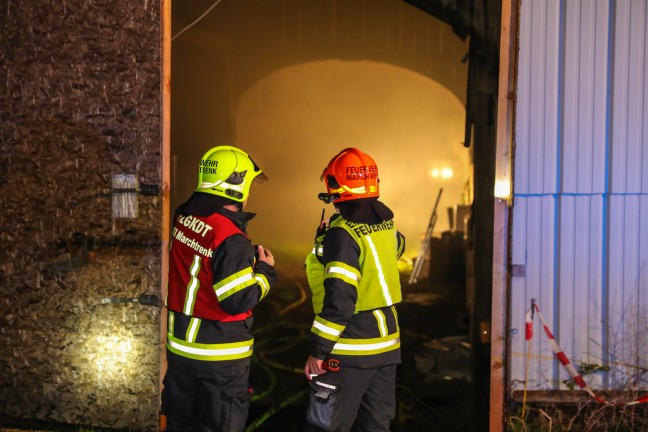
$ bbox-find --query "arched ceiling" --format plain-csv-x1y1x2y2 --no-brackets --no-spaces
172,0,469,104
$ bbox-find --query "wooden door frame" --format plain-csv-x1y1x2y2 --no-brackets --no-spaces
490,0,518,430
159,0,172,429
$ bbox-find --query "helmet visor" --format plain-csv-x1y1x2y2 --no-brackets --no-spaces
250,157,268,183
255,172,268,183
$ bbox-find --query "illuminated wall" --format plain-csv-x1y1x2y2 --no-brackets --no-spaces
237,60,469,258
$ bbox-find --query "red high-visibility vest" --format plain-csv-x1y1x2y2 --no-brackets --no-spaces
166,211,252,321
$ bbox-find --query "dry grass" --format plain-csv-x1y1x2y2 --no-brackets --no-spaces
509,401,648,432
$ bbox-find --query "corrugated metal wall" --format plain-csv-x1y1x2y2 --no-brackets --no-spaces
511,0,648,391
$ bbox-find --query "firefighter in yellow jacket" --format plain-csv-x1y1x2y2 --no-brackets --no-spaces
162,146,275,431
303,148,405,432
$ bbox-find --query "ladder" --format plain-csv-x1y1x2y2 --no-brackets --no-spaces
408,188,443,285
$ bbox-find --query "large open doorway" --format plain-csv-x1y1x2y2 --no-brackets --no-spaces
170,1,471,250
168,1,479,430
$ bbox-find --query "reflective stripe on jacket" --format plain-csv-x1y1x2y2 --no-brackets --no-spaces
166,311,254,361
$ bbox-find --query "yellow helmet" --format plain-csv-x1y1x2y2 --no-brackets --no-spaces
195,146,267,202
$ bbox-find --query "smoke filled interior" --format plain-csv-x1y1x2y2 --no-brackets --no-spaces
171,0,471,267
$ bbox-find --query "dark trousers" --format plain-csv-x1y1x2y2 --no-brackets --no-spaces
162,360,250,432
305,364,397,432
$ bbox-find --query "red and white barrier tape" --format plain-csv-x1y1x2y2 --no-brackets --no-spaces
526,303,648,406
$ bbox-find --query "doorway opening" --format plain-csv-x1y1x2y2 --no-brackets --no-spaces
168,1,477,430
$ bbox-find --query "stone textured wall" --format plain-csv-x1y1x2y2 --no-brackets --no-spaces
0,1,162,430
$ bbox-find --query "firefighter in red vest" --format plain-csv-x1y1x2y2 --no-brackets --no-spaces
162,146,275,431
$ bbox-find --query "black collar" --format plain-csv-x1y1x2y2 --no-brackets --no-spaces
177,192,256,232
335,198,394,224
216,206,256,232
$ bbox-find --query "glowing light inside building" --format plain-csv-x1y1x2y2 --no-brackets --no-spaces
430,167,454,179
231,61,470,259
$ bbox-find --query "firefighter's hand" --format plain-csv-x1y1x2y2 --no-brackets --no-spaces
304,355,327,380
257,245,275,267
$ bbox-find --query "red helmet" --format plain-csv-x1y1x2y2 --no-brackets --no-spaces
319,148,379,203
